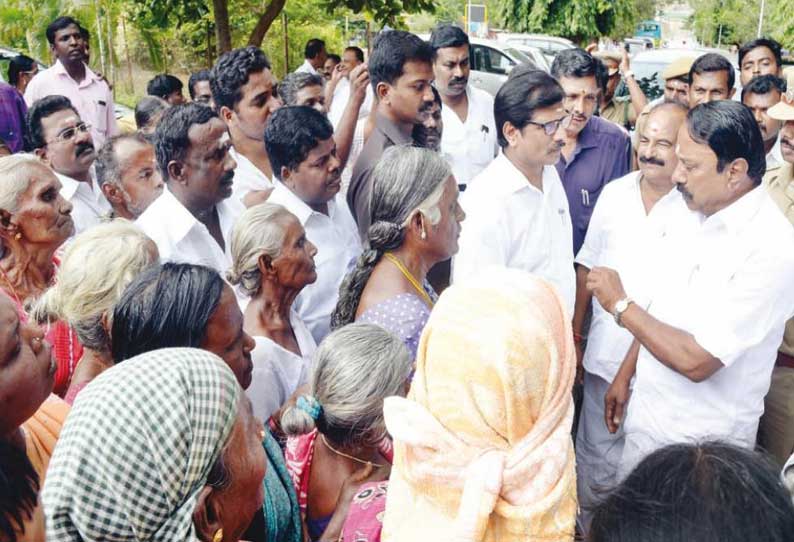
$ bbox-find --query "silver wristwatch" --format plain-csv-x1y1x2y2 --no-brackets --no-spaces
613,297,633,327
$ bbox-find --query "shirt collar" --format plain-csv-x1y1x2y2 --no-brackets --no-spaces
492,154,550,196
577,117,600,150
302,59,319,75
374,112,413,146
705,185,766,235
53,59,101,84
270,180,341,225
153,187,202,243
56,172,80,201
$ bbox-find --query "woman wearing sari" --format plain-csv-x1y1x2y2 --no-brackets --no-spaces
0,154,82,395
331,146,464,359
381,267,577,542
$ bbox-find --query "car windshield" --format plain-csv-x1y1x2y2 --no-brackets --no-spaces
505,47,532,64
631,60,666,99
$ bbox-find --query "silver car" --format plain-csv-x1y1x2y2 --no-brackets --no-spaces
468,38,540,95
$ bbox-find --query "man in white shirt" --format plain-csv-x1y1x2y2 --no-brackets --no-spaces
742,74,785,172
588,100,794,478
25,16,117,148
327,47,374,129
428,25,497,188
212,47,282,207
137,103,244,274
264,106,361,343
28,95,110,234
295,38,327,76
454,69,575,315
572,101,693,528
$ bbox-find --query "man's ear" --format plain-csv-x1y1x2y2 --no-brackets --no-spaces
728,87,736,100
101,183,124,206
34,147,50,165
219,105,234,126
192,486,223,542
726,157,750,191
376,81,391,104
167,160,187,186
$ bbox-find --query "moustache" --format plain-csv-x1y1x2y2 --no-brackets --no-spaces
676,184,691,199
639,155,665,167
75,142,94,157
781,137,794,149
220,170,235,184
449,77,467,86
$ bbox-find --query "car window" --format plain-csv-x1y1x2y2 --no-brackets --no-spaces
471,45,516,75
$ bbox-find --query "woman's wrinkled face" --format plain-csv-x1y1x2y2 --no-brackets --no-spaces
271,216,318,291
426,176,465,261
201,286,255,390
10,164,74,246
0,295,54,434
215,397,267,541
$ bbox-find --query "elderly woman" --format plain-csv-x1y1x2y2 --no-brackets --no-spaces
42,348,267,542
281,323,412,541
228,203,318,423
381,268,577,542
111,262,301,542
0,154,82,395
31,220,158,405
0,294,69,542
331,146,465,358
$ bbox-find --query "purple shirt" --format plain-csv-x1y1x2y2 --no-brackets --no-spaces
0,83,27,153
555,115,631,254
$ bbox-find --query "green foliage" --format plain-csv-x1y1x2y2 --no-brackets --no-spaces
497,0,641,42
689,0,793,49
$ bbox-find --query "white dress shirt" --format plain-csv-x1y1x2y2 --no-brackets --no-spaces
328,78,374,130
295,59,319,75
56,172,111,235
453,154,575,316
575,171,698,382
229,147,273,204
267,180,362,343
243,307,317,423
767,136,784,171
135,187,244,274
621,186,794,468
440,85,498,186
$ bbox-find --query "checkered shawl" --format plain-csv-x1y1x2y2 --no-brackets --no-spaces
42,348,240,541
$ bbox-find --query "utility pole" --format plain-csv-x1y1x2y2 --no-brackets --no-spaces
757,0,766,37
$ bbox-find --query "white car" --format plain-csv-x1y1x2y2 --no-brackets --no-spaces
468,38,541,95
498,33,576,64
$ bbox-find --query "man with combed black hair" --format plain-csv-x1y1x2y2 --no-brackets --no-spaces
265,106,361,343
588,100,794,478
95,133,164,220
453,69,575,315
188,69,214,108
551,48,631,254
25,15,117,147
146,74,185,105
27,95,110,233
211,46,281,206
688,52,736,107
295,38,328,76
429,24,497,187
136,103,242,273
348,30,435,239
738,37,783,87
741,74,785,170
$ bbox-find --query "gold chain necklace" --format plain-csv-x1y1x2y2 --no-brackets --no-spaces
321,435,385,468
383,252,434,308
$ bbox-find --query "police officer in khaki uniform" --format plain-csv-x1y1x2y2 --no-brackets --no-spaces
759,70,794,466
594,50,647,130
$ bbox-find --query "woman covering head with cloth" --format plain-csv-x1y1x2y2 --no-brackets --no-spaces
281,323,412,541
228,202,318,423
31,219,158,405
382,268,577,542
332,145,465,359
0,154,82,395
0,293,67,542
42,348,268,542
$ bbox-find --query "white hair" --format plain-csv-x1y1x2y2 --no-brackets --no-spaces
0,154,49,212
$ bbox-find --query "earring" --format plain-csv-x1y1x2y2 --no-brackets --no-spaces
14,233,21,241
212,529,223,542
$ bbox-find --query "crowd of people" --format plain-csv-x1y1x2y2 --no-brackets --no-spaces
2,12,794,542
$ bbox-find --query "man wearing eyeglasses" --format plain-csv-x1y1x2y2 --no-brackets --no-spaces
453,69,575,316
24,16,117,148
551,49,632,256
27,95,110,234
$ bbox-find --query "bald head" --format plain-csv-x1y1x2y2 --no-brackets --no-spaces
638,102,688,187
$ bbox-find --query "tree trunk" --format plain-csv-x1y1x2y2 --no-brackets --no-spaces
247,0,288,47
212,0,233,54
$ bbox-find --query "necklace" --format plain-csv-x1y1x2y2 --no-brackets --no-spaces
383,252,434,308
321,435,385,468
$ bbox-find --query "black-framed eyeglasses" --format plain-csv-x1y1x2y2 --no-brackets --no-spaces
47,122,91,144
526,115,572,136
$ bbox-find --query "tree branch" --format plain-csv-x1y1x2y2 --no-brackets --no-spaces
247,0,288,47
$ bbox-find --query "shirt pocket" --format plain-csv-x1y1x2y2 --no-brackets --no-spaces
93,99,108,135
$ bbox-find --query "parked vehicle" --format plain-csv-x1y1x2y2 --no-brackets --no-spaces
497,33,575,64
510,44,551,73
0,46,47,84
468,38,538,95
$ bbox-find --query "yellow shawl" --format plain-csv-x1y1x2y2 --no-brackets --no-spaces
382,268,577,542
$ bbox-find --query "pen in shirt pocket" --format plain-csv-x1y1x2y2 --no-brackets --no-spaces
581,189,590,207
481,125,489,141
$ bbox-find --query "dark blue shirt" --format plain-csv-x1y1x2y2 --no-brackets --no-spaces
555,115,631,255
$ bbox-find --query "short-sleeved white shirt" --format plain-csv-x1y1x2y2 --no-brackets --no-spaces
575,171,698,381
453,153,575,316
623,186,794,456
267,181,362,343
56,172,111,235
229,146,273,204
135,187,244,274
440,85,498,186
